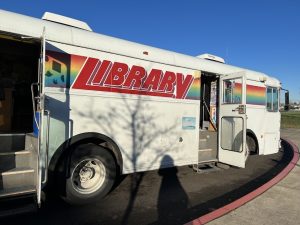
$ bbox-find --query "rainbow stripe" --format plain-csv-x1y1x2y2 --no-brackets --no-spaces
233,82,242,103
45,50,86,88
186,71,201,100
246,85,266,105
45,50,201,101
70,55,87,86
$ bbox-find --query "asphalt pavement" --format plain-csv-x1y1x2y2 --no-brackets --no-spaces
0,129,295,225
207,128,300,225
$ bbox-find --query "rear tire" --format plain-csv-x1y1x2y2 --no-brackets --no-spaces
246,135,257,155
64,143,116,205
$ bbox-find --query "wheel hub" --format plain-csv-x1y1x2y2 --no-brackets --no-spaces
71,159,106,194
79,166,94,182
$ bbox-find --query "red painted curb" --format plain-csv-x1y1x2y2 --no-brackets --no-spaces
185,138,299,225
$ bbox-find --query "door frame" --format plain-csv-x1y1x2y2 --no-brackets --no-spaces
218,72,247,168
36,27,47,206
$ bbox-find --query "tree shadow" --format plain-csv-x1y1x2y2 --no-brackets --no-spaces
73,94,179,225
1,136,293,225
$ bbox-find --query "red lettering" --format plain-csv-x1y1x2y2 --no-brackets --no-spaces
72,56,195,100
104,62,129,86
92,60,112,85
176,73,194,99
141,69,162,91
158,71,176,93
73,57,99,89
123,65,146,89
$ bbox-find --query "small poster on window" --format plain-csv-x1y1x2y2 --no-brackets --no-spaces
182,117,196,130
210,81,217,106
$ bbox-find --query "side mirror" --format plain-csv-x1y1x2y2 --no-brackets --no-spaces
284,91,289,111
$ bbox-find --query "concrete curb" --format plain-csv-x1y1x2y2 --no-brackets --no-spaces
185,138,299,225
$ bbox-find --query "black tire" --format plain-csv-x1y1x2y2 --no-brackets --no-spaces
64,143,116,205
246,135,257,155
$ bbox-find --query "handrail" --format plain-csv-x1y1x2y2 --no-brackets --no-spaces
203,100,217,131
31,82,40,130
42,109,50,185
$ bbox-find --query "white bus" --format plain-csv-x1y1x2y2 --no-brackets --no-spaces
0,10,283,210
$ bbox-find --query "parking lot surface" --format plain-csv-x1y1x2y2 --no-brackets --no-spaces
1,133,294,225
207,128,300,225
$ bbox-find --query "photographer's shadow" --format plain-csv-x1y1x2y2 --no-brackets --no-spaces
155,155,189,225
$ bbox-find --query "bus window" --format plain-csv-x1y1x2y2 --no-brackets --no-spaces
266,87,279,112
267,87,272,110
223,79,242,104
273,88,279,111
221,117,244,152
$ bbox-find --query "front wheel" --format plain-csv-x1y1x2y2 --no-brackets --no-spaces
64,143,116,205
246,135,257,155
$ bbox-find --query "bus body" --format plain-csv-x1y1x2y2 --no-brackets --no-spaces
0,9,280,210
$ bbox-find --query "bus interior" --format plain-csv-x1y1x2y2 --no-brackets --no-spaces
0,35,40,135
198,72,219,162
0,34,40,204
0,33,41,158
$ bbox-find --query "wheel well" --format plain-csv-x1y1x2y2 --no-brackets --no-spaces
246,129,259,154
49,133,123,178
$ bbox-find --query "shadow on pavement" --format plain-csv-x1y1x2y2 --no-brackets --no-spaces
176,140,294,224
154,155,189,225
0,140,294,225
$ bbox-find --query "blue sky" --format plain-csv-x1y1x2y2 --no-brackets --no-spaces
0,0,299,101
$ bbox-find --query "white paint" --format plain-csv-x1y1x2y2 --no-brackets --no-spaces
42,12,92,31
0,9,281,175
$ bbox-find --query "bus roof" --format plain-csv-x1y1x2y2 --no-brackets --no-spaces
0,9,280,86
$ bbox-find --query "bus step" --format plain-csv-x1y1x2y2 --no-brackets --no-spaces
199,138,208,149
199,130,218,150
0,167,35,189
0,134,26,153
0,150,31,172
198,148,217,162
0,186,36,198
193,161,220,174
0,191,37,218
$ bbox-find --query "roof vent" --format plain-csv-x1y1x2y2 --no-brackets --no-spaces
42,12,92,31
197,53,225,64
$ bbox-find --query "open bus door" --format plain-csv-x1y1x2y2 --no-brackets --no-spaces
33,27,48,206
218,72,247,168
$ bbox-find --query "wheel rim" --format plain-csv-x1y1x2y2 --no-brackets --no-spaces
71,158,106,194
